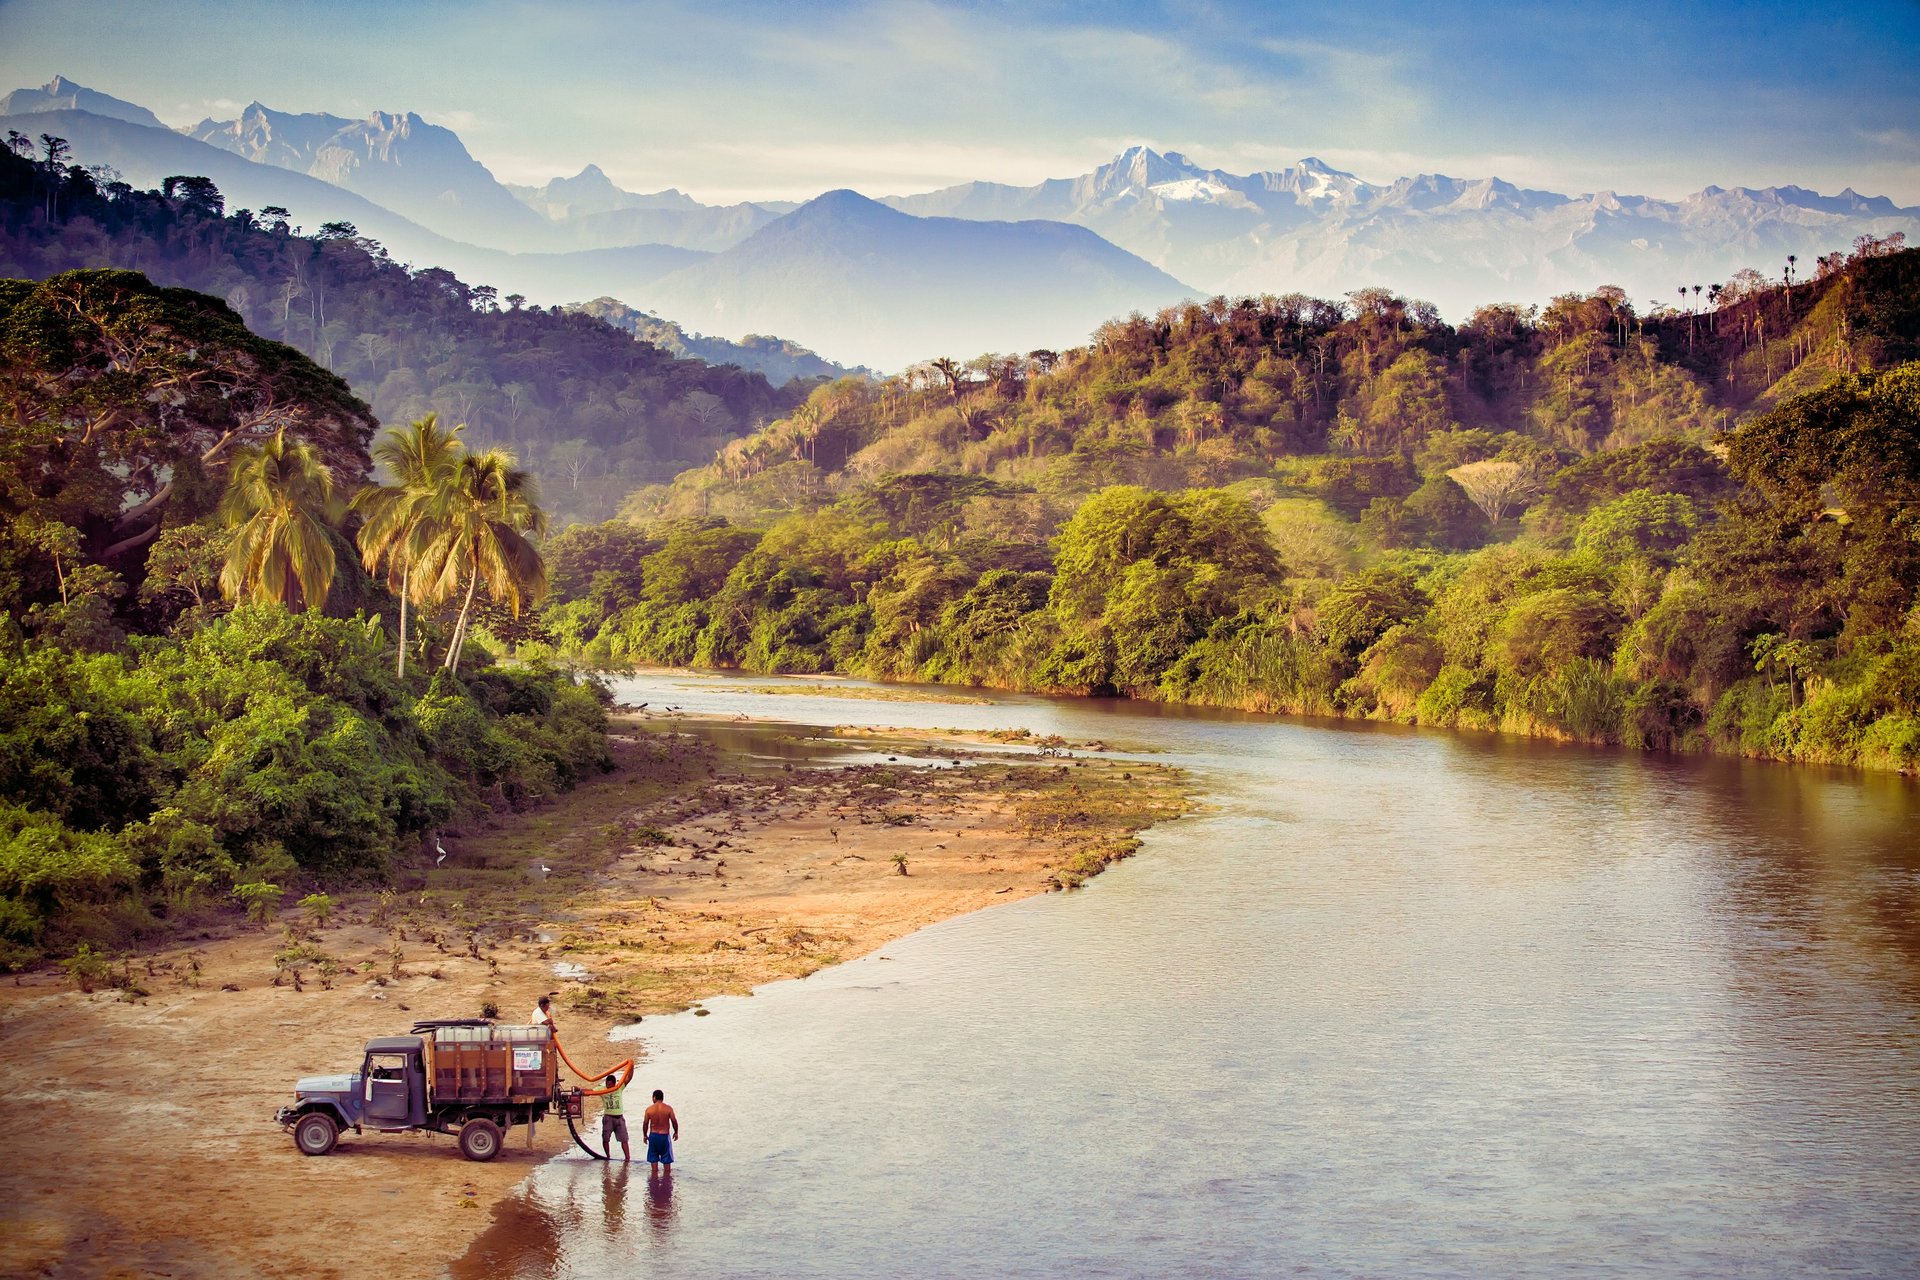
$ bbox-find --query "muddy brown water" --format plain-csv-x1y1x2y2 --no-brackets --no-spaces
454,673,1920,1278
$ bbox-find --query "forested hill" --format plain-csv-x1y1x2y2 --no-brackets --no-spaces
637,244,1918,518
570,296,862,385
0,144,816,524
539,242,1920,775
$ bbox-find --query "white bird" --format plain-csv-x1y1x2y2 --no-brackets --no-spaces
434,839,448,866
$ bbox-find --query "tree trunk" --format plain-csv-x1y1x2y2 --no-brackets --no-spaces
397,563,410,680
114,479,175,532
445,567,479,672
100,520,162,562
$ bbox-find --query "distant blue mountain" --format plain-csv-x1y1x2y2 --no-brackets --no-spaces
0,75,165,129
0,109,702,304
643,190,1196,368
189,102,551,250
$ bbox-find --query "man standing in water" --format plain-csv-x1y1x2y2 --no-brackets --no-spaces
643,1089,679,1169
601,1074,630,1162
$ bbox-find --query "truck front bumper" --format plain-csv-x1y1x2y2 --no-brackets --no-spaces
274,1106,297,1127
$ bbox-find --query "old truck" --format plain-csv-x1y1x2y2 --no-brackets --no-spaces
275,1019,585,1161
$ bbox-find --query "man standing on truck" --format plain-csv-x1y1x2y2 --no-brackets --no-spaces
531,994,557,1034
600,1074,631,1162
644,1089,679,1169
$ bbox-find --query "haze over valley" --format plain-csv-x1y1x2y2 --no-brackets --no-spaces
5,73,1916,368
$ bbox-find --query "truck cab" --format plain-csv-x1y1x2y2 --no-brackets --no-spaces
361,1036,429,1128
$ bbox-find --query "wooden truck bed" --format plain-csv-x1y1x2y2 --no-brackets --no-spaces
421,1024,557,1105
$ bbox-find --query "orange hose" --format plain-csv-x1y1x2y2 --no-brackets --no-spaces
551,1033,634,1096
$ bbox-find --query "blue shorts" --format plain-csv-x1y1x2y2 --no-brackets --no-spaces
646,1131,674,1164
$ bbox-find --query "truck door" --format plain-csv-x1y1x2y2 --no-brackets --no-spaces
363,1052,413,1125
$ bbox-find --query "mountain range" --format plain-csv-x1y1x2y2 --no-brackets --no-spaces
2,108,706,303
885,146,1920,316
507,164,796,252
186,102,551,249
6,74,1918,368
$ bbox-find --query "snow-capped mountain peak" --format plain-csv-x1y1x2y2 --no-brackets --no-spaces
1150,177,1236,204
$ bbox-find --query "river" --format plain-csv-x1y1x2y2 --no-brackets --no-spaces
455,672,1920,1278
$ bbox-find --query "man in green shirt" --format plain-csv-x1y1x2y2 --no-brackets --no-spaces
601,1074,630,1162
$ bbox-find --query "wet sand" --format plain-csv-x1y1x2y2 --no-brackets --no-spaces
0,714,1187,1279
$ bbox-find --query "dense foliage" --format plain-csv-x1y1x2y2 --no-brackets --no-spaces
542,246,1920,775
0,143,816,524
0,261,610,965
0,609,609,964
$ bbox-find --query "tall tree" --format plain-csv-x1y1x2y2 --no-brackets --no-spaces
414,449,548,670
217,428,343,611
353,413,464,677
0,269,374,561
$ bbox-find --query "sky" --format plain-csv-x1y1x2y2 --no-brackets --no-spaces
1,0,1917,204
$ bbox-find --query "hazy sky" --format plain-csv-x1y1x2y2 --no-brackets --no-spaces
2,0,1917,204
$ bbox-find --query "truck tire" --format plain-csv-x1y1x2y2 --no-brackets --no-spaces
294,1112,338,1156
459,1117,502,1162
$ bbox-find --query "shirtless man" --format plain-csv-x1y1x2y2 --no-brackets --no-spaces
642,1089,679,1168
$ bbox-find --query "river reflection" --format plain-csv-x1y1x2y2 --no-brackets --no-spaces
455,673,1920,1279
646,1166,678,1239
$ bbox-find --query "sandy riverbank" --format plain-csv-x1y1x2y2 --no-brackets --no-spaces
0,713,1188,1280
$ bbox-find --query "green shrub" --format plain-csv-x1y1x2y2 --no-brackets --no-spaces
1706,680,1795,757
0,803,137,943
1415,665,1494,729
61,942,112,992
1858,714,1920,771
232,881,282,925
1622,679,1703,751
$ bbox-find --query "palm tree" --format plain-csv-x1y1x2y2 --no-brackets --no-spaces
218,428,343,611
930,357,964,400
353,413,465,677
414,448,548,671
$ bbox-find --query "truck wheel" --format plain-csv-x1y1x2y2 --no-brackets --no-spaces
294,1112,338,1156
459,1117,502,1162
